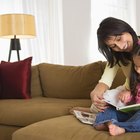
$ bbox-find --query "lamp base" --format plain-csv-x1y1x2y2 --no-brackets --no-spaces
8,38,21,62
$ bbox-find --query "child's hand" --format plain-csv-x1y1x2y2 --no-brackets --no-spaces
118,90,132,104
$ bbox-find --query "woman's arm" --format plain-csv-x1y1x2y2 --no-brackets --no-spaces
90,63,119,111
99,63,119,87
90,82,109,111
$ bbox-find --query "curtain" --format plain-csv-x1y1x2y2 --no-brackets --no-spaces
0,0,64,65
0,0,137,64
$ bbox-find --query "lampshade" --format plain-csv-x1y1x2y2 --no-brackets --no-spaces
0,14,36,38
0,13,36,61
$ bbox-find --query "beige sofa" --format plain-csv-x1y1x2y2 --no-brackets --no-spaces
0,61,139,140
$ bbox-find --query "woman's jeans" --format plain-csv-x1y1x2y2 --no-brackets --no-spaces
94,107,140,132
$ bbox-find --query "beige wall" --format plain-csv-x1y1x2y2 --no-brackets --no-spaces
136,0,140,35
63,0,91,65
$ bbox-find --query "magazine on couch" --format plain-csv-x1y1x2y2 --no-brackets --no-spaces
73,110,96,125
103,89,140,113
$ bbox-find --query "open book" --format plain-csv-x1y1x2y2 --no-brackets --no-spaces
73,110,96,125
103,88,140,113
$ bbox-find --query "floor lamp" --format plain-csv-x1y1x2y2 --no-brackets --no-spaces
0,14,36,61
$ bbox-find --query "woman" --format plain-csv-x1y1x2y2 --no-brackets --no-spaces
90,17,139,112
70,17,139,113
94,43,140,136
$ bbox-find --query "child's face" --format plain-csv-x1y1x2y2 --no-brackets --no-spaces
133,55,140,75
105,32,133,52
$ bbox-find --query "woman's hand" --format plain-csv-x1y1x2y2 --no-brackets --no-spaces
118,90,132,104
90,83,109,112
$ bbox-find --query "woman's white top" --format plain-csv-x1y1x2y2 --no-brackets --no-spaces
99,62,132,89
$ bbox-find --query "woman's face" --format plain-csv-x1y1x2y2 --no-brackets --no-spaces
105,32,133,52
133,55,140,75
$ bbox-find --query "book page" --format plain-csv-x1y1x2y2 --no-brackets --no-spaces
103,88,125,109
103,88,140,113
73,110,96,125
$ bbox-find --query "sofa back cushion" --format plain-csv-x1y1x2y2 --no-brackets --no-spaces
31,65,42,97
38,61,104,99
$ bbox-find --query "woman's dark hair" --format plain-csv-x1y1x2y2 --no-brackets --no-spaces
97,17,138,68
130,44,140,99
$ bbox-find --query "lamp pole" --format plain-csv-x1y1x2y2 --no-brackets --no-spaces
8,35,21,62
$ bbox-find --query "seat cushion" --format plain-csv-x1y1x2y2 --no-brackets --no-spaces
0,97,91,126
0,124,20,140
12,115,140,140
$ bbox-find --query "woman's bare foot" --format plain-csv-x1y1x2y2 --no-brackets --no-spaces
69,107,90,114
108,124,125,136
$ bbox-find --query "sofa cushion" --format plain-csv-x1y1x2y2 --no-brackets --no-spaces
31,65,42,97
38,61,104,99
0,57,32,99
0,97,91,126
0,124,20,140
12,115,140,140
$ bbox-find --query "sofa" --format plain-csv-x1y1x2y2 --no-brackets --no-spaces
0,60,140,140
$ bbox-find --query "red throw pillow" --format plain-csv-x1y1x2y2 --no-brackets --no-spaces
0,57,32,99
